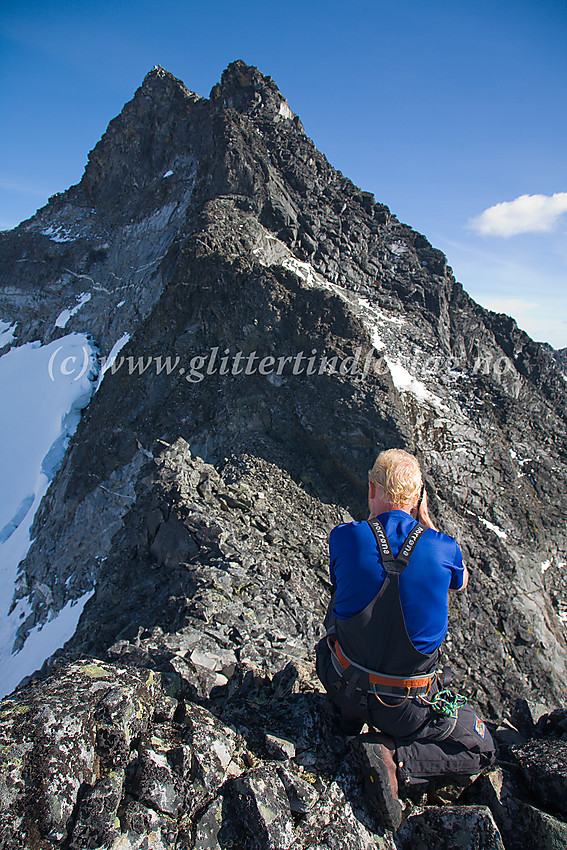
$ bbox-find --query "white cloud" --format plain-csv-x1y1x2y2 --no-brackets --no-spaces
470,193,567,237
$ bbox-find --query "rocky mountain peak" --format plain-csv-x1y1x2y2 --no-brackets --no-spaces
210,59,302,128
79,65,204,211
68,60,303,216
140,63,199,99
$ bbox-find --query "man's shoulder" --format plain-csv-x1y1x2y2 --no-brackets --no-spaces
330,519,369,545
423,526,458,546
419,526,461,564
331,519,366,535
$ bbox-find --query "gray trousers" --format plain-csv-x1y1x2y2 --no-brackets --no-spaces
316,637,496,786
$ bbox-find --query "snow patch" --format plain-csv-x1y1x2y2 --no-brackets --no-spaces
41,224,76,242
0,320,17,349
282,256,317,285
280,256,342,297
370,328,385,353
509,448,533,477
116,300,125,308
356,297,404,358
254,232,452,422
479,518,508,540
0,590,95,698
541,559,552,574
254,234,448,420
356,296,406,325
0,333,98,697
510,449,531,465
278,101,294,120
355,296,409,361
95,333,130,391
385,357,445,410
55,291,92,328
389,241,408,256
0,334,97,536
252,231,347,301
163,170,174,178
357,297,405,326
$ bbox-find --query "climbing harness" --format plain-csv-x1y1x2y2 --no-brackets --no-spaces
328,634,437,701
327,517,441,708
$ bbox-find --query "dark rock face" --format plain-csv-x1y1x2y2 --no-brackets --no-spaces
511,738,567,818
1,60,567,847
462,764,567,850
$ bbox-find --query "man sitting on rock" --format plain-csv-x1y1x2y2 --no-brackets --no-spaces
316,448,496,830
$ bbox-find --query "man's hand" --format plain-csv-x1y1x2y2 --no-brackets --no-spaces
416,489,438,531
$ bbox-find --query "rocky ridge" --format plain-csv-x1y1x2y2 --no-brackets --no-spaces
0,61,566,847
2,649,567,849
550,345,567,377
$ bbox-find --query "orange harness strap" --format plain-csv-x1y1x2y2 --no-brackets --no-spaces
328,636,435,691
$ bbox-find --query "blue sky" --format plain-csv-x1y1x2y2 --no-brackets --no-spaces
1,0,566,347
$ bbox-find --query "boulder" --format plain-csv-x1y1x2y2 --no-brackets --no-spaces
512,738,567,817
461,767,567,850
222,765,295,849
0,660,159,847
396,805,505,849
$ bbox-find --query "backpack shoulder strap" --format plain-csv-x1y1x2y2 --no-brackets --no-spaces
366,518,427,574
366,517,394,563
396,523,427,566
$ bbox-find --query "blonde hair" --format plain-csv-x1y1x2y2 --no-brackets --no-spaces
369,448,423,507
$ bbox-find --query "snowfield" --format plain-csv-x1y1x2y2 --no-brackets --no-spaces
0,332,98,697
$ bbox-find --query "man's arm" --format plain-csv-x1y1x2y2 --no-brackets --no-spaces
323,584,337,632
450,564,469,592
415,490,469,591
